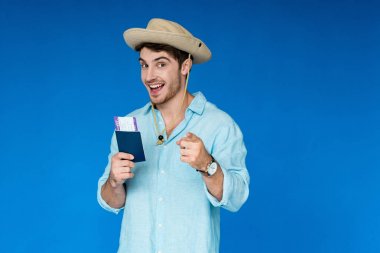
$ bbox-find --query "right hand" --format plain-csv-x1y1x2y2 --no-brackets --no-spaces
109,152,135,188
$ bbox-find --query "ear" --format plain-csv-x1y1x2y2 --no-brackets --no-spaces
180,58,193,75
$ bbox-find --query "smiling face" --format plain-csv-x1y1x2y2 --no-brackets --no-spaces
139,47,184,106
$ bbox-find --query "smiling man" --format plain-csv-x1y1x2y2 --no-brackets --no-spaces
97,18,250,253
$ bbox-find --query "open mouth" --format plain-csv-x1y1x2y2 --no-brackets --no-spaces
148,83,165,94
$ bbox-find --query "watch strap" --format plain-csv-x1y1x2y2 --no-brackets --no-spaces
197,155,215,176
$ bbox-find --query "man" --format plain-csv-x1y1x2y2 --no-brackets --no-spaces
97,18,250,253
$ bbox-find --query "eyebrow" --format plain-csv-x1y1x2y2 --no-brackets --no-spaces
138,56,172,63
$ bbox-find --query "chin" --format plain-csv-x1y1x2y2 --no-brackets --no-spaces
150,95,164,105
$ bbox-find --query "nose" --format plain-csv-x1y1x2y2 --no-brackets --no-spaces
145,66,156,83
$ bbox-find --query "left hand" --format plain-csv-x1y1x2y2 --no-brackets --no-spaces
176,132,211,171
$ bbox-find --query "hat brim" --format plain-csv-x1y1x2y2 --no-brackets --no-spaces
123,28,211,64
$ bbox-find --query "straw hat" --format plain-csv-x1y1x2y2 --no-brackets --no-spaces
123,18,211,64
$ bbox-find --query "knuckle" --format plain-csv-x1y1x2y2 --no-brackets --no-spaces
124,160,132,168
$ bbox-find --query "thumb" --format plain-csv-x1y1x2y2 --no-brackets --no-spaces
187,132,198,140
187,132,195,138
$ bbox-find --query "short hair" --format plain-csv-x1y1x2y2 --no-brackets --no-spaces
135,43,193,68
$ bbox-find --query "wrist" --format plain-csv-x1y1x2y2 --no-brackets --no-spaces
201,154,213,172
108,177,123,190
197,155,217,177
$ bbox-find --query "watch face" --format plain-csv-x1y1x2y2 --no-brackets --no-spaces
208,162,218,176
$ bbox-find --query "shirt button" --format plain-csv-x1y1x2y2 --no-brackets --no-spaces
158,197,163,202
160,170,165,174
158,223,163,228
158,251,162,253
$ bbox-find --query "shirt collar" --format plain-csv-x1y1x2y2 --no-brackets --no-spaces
188,92,206,115
142,91,207,115
142,101,153,115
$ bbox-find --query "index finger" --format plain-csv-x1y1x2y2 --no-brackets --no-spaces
176,135,193,147
176,136,189,146
114,152,134,161
186,132,199,141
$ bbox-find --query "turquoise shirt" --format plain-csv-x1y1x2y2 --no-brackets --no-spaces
97,92,250,253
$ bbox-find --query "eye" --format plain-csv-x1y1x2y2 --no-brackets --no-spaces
157,62,166,68
140,63,148,69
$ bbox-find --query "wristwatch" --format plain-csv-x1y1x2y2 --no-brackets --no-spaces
198,155,218,177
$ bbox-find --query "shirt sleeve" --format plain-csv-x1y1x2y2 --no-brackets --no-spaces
204,119,250,212
97,132,123,214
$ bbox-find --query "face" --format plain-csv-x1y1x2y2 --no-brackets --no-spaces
139,47,183,106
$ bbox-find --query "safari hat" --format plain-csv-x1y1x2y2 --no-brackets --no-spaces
123,18,211,64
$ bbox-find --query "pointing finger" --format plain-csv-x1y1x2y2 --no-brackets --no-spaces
186,132,200,141
115,152,134,161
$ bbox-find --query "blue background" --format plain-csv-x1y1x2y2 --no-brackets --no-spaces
1,0,379,252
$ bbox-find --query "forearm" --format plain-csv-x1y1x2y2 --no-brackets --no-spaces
101,179,126,209
202,164,224,201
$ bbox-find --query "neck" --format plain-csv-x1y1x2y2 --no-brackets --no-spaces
153,69,193,137
165,92,193,119
158,94,184,118
155,91,194,136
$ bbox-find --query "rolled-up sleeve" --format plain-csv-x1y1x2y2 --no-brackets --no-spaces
97,133,123,214
204,119,250,212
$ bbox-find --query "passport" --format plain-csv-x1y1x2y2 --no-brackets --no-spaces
115,131,146,162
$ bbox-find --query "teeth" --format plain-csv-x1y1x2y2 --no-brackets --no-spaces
149,84,164,89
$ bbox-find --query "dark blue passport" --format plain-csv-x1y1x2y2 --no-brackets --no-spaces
115,131,146,162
